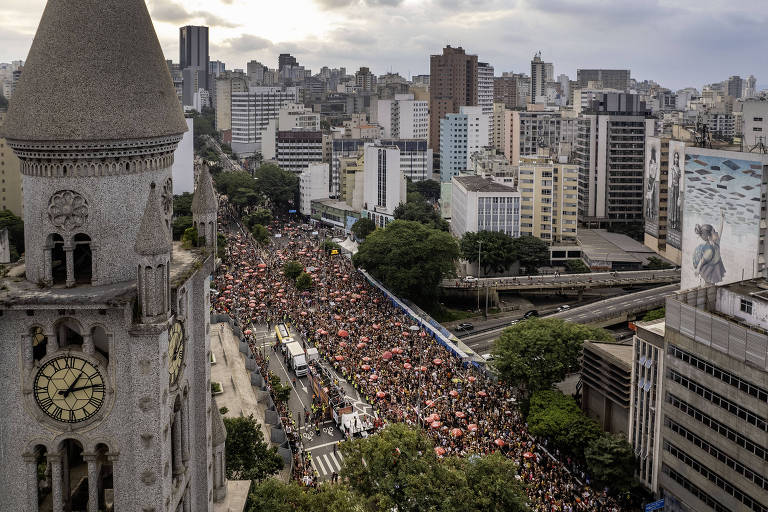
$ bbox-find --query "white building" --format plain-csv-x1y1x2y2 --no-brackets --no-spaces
262,102,320,160
742,100,768,149
299,163,330,215
363,143,407,227
450,174,521,238
276,130,323,174
192,88,210,111
478,62,495,132
230,86,298,155
439,106,490,182
375,94,428,139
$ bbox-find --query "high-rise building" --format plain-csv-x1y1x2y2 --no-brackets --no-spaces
230,86,299,155
508,111,578,165
576,69,630,91
0,2,230,510
276,130,323,173
477,62,495,131
278,53,298,71
439,106,489,182
661,283,768,511
355,67,376,92
726,75,743,98
363,143,407,227
179,25,209,91
375,94,428,140
493,74,520,109
575,93,651,226
0,108,23,216
262,103,320,160
429,46,478,152
299,163,330,215
743,75,757,98
208,60,226,77
743,100,768,149
530,52,546,104
214,71,248,138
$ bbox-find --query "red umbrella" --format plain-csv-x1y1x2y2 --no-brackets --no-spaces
334,314,342,321
259,303,266,307
258,263,267,269
449,390,458,398
450,428,463,438
356,342,366,349
425,400,434,407
376,391,386,399
494,439,505,447
430,421,441,429
382,351,393,360
335,355,345,361
361,336,370,342
348,317,357,322
467,424,478,432
419,366,428,372
394,322,401,327
361,364,371,371
392,347,403,355
339,341,347,347
372,323,381,330
433,358,443,366
435,447,446,456
300,311,308,316
403,363,412,370
455,411,465,419
419,331,427,338
401,332,410,337
338,330,349,337
362,356,371,362
369,374,378,381
523,451,535,459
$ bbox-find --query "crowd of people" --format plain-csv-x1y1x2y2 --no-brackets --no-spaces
212,202,622,511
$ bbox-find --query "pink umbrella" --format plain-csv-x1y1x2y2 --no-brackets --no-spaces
394,322,401,327
339,341,347,348
402,332,410,337
362,356,371,362
372,323,381,330
449,390,459,398
425,400,434,407
335,355,345,361
435,447,446,456
467,424,478,432
419,366,428,372
468,376,476,383
356,342,366,349
300,311,308,316
244,329,252,335
478,391,487,397
430,421,441,429
494,439,505,447
403,363,412,370
376,391,386,399
334,314,342,321
419,331,427,338
382,351,393,361
348,317,357,322
451,428,463,438
427,413,439,422
455,411,465,419
361,336,370,342
258,263,267,269
338,330,349,337
361,364,371,371
369,374,378,381
433,358,443,366
523,452,535,459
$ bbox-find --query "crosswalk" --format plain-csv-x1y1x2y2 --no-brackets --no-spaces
311,450,344,478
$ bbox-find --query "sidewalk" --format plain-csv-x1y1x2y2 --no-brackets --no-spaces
211,322,291,482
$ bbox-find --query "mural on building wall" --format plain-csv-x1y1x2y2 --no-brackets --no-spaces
644,138,661,237
681,150,765,289
666,140,686,250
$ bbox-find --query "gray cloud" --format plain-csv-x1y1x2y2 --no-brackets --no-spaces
314,0,403,9
148,0,240,28
216,34,274,54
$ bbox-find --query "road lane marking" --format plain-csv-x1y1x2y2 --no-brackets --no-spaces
315,455,328,475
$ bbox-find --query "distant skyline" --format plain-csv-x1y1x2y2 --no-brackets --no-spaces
1,0,766,91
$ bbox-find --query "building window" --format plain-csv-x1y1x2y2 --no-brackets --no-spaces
740,298,753,315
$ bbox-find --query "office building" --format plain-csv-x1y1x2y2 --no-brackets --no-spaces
262,103,320,160
375,93,428,140
299,163,330,215
429,46,478,151
363,143,407,227
726,75,743,98
576,69,630,91
661,283,768,511
276,130,323,173
743,75,757,98
230,86,299,155
581,340,633,435
508,110,578,165
629,319,665,493
575,93,651,226
355,66,376,92
518,152,579,243
439,106,490,182
214,71,248,137
181,66,207,108
491,102,508,154
0,108,23,216
450,175,520,238
530,52,546,104
209,60,226,77
478,62,495,131
179,25,209,91
278,53,298,71
493,74,521,109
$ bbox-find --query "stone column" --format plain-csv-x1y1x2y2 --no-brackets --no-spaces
43,247,53,284
212,452,219,490
46,329,59,356
64,244,75,287
82,333,94,356
22,334,34,369
83,453,99,512
181,398,190,464
48,453,63,512
23,452,38,511
172,416,182,476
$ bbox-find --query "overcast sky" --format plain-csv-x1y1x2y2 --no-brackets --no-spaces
1,0,766,90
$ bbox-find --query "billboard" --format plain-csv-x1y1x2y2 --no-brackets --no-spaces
666,141,686,249
644,137,661,238
681,149,765,289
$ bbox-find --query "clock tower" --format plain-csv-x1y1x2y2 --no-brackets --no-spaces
0,1,225,511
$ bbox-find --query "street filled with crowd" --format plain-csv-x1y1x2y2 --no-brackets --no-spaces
212,203,622,511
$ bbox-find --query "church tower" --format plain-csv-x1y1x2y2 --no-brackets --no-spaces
0,1,219,511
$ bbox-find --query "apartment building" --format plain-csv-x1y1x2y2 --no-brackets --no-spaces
230,86,298,155
276,130,323,173
375,94,428,139
429,46,478,152
450,175,520,238
363,143,407,227
0,108,22,216
439,106,489,181
508,110,578,165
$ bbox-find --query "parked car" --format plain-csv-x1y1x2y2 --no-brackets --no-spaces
456,322,474,331
523,310,539,319
557,305,571,312
463,276,478,282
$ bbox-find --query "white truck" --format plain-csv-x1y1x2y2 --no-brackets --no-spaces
285,341,308,377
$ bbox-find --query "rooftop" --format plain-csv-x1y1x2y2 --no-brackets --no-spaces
578,229,657,265
454,175,517,193
583,340,634,368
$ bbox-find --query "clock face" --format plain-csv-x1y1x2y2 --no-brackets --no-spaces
34,355,105,424
168,321,185,386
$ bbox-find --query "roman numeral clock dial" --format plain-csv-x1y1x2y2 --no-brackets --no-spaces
33,355,105,423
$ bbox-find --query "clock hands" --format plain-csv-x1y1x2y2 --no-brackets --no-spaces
59,372,83,398
69,384,98,393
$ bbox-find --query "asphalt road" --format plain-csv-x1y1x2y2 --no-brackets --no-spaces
458,283,680,355
248,323,373,481
442,268,679,289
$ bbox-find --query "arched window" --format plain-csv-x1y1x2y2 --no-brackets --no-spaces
31,326,48,362
59,439,86,511
55,318,83,349
93,443,113,510
73,233,92,284
48,234,66,285
32,444,50,511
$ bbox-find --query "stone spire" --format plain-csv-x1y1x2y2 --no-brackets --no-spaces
191,164,218,215
1,0,187,142
135,183,172,256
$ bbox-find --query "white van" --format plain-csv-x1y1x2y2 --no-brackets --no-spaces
286,341,308,377
305,347,320,363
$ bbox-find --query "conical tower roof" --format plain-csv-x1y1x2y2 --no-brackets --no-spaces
192,165,218,215
2,0,187,142
135,183,172,256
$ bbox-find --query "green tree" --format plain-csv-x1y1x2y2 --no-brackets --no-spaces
565,259,590,274
352,220,459,304
513,236,550,274
244,208,272,229
246,479,309,512
253,163,299,211
251,224,270,246
527,390,601,459
223,415,284,481
0,209,25,259
455,452,528,512
642,307,665,321
645,256,673,270
492,318,613,395
351,217,376,240
173,192,194,217
460,231,517,276
411,179,441,202
181,226,200,249
172,215,193,240
268,374,292,404
393,195,448,231
585,433,636,493
283,260,304,280
296,272,313,291
214,171,261,213
217,233,227,259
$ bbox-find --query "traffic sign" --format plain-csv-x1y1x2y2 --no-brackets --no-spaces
645,498,664,511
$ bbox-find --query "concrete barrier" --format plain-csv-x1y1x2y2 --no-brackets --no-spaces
278,446,293,468
245,358,256,371
239,341,249,354
270,425,286,444
251,373,264,387
265,409,279,425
